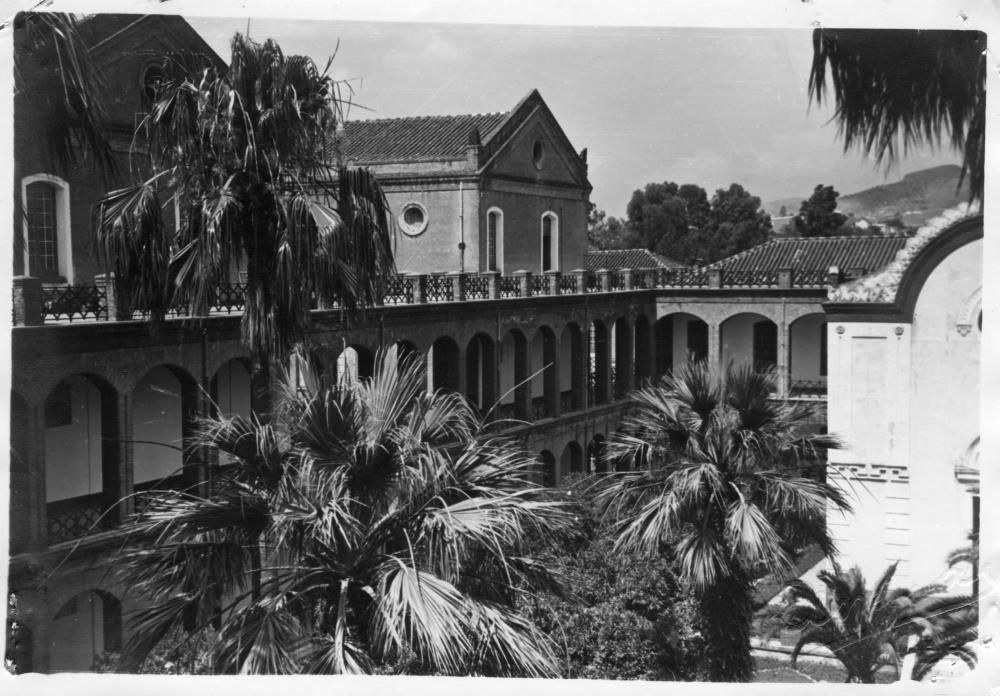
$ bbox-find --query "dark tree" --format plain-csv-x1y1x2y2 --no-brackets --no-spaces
626,182,694,259
793,185,848,237
701,183,772,261
587,204,628,250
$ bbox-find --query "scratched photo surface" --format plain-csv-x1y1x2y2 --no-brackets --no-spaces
4,2,995,693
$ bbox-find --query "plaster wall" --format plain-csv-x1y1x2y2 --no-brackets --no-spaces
790,314,826,383
382,183,480,274
720,313,766,369
133,366,183,484
44,376,103,501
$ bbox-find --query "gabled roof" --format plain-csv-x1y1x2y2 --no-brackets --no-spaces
708,235,908,275
340,112,507,163
339,89,589,186
586,249,684,271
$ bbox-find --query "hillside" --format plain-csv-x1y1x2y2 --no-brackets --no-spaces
766,164,970,229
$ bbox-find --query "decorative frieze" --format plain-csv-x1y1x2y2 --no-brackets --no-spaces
830,462,909,483
827,203,980,303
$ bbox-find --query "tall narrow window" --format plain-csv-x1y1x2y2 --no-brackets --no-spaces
26,181,59,280
687,320,708,362
541,212,557,272
753,321,778,373
487,210,499,271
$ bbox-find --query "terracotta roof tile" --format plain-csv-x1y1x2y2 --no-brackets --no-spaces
708,236,908,275
586,249,684,271
339,112,508,163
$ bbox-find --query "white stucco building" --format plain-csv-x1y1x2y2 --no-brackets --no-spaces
824,206,982,589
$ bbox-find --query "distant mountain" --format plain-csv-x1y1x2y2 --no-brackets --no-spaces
765,165,970,231
837,164,969,227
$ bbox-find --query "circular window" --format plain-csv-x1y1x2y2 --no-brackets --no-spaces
532,140,545,169
399,203,428,237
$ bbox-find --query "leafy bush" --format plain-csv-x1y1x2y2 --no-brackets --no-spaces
517,477,704,680
93,626,217,674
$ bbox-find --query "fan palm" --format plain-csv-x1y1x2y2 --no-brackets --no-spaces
809,29,986,202
784,561,939,683
595,361,850,681
93,33,395,378
114,349,568,675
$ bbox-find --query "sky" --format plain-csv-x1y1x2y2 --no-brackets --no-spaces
180,18,957,219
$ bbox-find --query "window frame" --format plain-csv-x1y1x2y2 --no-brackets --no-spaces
21,173,73,284
540,211,559,272
486,207,504,273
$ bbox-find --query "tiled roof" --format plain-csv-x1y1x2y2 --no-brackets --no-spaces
586,249,684,271
709,236,908,275
339,112,508,163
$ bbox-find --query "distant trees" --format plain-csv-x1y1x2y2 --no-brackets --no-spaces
792,185,848,236
588,181,772,265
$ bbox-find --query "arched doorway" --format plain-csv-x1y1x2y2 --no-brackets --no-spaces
133,366,196,492
429,336,461,393
590,320,610,405
613,316,632,398
466,333,496,413
44,374,119,544
655,312,708,374
538,450,556,487
530,326,557,419
48,589,122,672
588,434,608,474
559,323,585,412
499,329,528,420
560,440,584,479
211,358,253,418
721,312,777,373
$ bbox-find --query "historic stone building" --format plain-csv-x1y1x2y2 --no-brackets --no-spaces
340,89,591,276
6,12,984,674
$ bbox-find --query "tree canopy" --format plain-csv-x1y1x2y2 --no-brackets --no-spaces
590,181,772,265
792,185,849,237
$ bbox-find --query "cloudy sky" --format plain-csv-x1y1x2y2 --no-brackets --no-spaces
186,16,959,218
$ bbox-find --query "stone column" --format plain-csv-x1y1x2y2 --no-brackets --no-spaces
708,321,721,368
411,274,427,304
485,271,500,299
514,270,532,297
777,319,790,398
573,268,588,294
621,268,634,291
546,270,562,296
447,271,466,302
12,276,43,326
597,269,611,293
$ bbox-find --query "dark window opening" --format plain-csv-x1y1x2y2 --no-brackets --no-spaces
26,181,59,280
687,320,708,362
753,321,778,373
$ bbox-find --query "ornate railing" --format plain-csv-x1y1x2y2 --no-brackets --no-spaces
383,276,414,305
42,285,106,322
725,270,779,287
24,264,837,327
789,380,827,399
793,269,829,287
531,275,550,296
425,274,453,303
210,283,247,313
498,276,520,298
465,274,490,300
47,492,112,544
657,268,708,287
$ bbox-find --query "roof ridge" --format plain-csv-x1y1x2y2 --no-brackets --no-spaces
345,111,507,125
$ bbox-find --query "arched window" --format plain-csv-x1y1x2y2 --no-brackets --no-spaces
753,320,778,373
541,211,558,272
21,174,72,283
486,208,503,272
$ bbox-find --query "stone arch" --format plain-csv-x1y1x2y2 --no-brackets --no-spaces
530,325,558,419
560,440,584,479
44,373,120,544
500,329,529,420
48,588,122,672
559,322,585,412
466,332,496,413
429,336,461,393
538,449,557,488
132,364,198,492
788,312,828,397
720,312,776,372
613,316,632,398
655,312,708,374
210,357,253,418
337,344,375,384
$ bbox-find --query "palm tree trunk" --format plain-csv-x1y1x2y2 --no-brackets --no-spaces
698,569,754,681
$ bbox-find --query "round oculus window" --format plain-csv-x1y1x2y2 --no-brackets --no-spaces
531,139,545,169
399,203,428,237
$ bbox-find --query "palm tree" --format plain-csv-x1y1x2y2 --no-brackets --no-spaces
93,33,395,398
909,593,978,680
809,29,986,201
783,561,938,683
594,361,850,681
113,350,569,675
